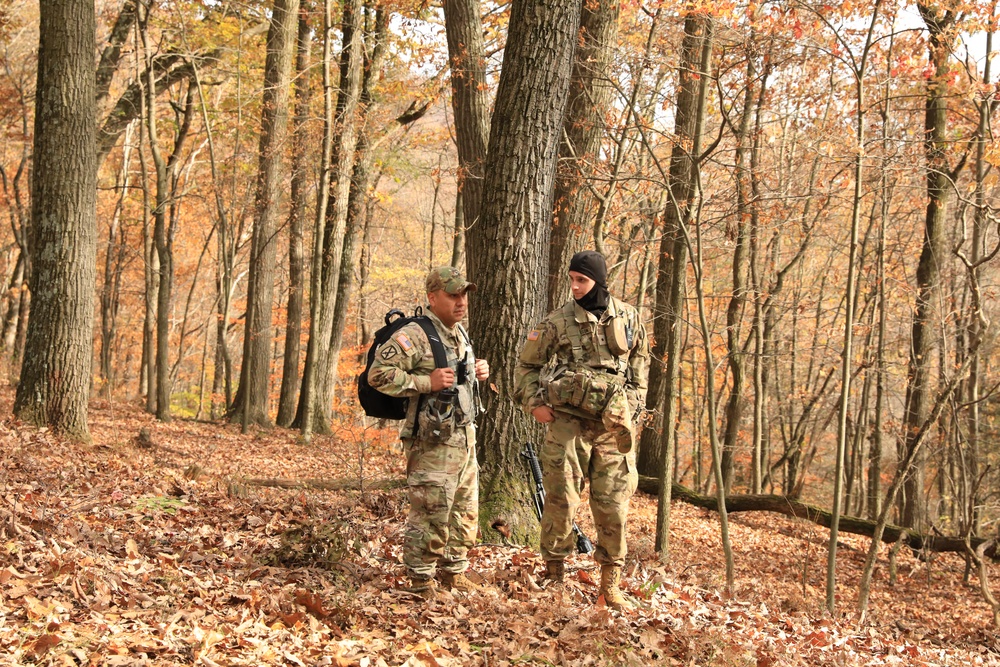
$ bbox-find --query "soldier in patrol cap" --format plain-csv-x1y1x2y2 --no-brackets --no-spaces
368,266,490,599
514,250,649,610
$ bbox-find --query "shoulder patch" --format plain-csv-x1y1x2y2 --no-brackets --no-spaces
380,345,399,360
527,329,540,341
394,332,416,356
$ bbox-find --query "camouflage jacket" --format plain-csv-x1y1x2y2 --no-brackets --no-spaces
514,296,649,419
368,309,478,441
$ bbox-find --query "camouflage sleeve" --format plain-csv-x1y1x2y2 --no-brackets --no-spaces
513,319,558,412
367,324,433,397
627,313,650,409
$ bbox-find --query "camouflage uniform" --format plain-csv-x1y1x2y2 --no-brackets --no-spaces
368,290,480,581
514,297,648,567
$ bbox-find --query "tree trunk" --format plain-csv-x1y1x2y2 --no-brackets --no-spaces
720,43,759,494
322,3,390,411
232,0,301,428
14,0,97,440
100,122,134,398
635,14,713,560
546,0,619,310
298,0,336,441
637,476,997,557
443,0,489,271
298,0,364,436
900,4,959,529
276,11,313,428
470,0,582,543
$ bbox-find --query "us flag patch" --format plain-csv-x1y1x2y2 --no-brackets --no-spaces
396,333,413,350
527,329,540,341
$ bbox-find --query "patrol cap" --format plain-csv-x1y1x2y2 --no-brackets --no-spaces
426,265,477,295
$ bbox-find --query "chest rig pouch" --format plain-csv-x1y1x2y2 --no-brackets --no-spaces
544,364,622,418
416,329,476,444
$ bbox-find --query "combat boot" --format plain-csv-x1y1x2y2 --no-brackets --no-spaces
599,564,632,611
438,571,484,592
402,576,436,600
543,560,565,583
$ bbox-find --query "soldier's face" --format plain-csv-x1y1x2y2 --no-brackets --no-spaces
428,289,468,327
568,271,596,300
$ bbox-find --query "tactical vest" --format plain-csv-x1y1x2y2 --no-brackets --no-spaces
542,299,635,419
410,322,478,443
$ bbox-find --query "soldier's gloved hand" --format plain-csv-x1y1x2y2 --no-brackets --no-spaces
474,358,489,381
430,368,456,391
531,406,555,424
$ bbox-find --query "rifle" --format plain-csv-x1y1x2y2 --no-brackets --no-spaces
521,442,594,555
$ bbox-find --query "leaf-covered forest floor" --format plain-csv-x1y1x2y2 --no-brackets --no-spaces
2,394,998,667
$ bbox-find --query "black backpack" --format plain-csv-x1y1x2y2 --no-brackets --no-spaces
358,308,449,419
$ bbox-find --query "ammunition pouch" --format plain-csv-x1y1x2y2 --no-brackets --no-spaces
543,366,625,419
417,387,470,444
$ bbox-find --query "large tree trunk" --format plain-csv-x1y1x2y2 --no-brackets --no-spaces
901,5,959,529
546,0,619,310
14,0,97,440
469,0,582,543
276,11,313,428
231,0,301,428
443,0,490,270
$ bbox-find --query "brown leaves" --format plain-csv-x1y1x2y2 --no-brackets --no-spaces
0,397,994,666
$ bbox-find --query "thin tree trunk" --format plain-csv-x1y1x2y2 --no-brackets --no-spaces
901,3,960,529
100,122,135,397
633,14,712,562
321,3,391,413
276,11,313,428
232,0,301,429
298,0,364,436
720,39,760,494
299,0,336,442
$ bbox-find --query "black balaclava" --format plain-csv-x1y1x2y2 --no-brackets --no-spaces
569,250,610,315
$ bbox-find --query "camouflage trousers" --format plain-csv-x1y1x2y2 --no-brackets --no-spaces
403,425,479,578
540,415,638,566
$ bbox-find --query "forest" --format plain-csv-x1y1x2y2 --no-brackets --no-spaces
1,0,1000,664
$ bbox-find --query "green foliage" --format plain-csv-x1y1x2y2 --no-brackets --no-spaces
134,495,187,516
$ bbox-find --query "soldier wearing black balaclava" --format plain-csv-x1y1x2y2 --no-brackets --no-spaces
514,250,650,611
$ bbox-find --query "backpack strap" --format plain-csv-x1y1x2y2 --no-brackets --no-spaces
415,317,449,368
407,316,449,440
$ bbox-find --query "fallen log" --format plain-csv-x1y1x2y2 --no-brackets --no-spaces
234,477,406,492
638,475,993,556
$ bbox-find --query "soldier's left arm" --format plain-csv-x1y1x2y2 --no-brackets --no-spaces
626,310,650,409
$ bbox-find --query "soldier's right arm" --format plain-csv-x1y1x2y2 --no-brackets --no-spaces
513,319,558,412
368,325,432,397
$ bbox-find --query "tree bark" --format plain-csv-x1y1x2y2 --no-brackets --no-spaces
297,0,364,435
14,0,97,440
900,4,959,529
99,122,134,397
469,0,582,543
231,0,301,428
443,0,490,271
322,3,391,412
546,0,619,310
276,11,313,428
